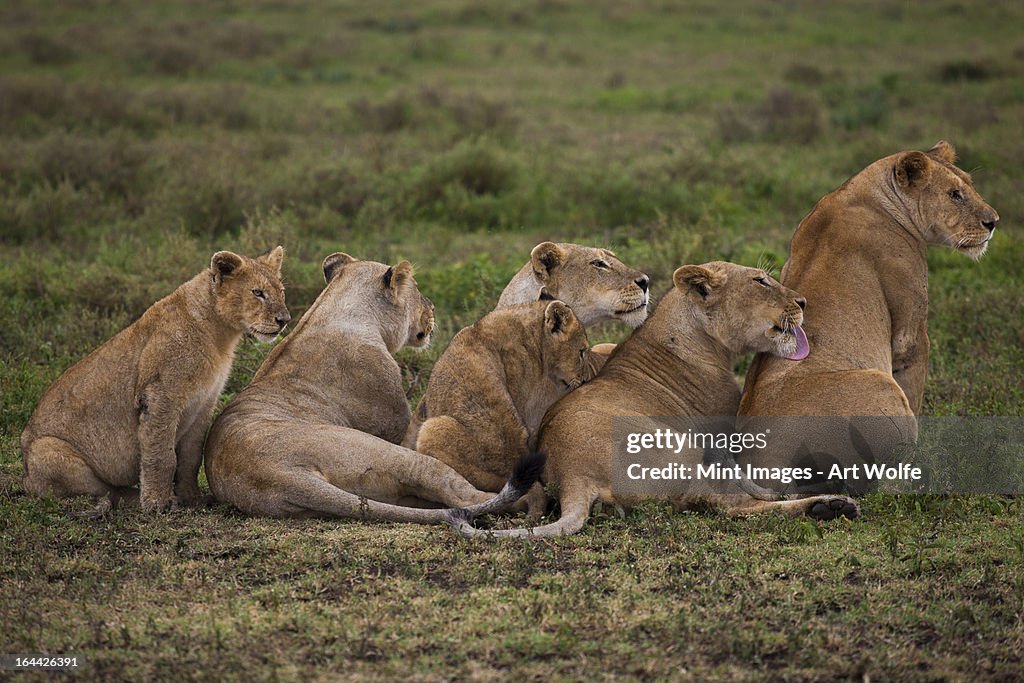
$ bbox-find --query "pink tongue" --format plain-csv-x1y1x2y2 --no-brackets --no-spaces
785,325,810,361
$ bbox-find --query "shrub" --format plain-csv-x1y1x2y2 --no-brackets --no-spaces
300,165,373,217
142,85,254,130
0,180,107,244
0,77,66,132
412,141,520,209
17,32,76,65
757,89,824,144
716,88,824,144
0,78,164,135
148,148,257,239
830,84,891,131
446,91,518,137
938,59,996,83
212,21,283,61
133,35,209,76
33,131,150,198
349,93,413,133
784,63,827,85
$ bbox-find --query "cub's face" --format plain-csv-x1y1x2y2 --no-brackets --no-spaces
894,142,999,259
212,246,290,342
540,300,593,391
674,262,809,360
531,242,650,328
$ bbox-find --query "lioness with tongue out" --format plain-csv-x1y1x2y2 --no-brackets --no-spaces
737,142,999,493
451,261,857,539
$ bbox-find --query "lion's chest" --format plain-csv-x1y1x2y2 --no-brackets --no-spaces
175,353,233,443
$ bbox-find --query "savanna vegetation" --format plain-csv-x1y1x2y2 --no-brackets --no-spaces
1,0,1022,679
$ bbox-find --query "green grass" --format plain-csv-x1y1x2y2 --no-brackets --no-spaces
1,0,1022,679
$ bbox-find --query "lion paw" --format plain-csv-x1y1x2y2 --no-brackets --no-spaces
174,485,203,508
807,496,859,521
141,494,179,513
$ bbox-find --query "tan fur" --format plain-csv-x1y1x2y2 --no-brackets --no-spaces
453,262,859,538
411,241,649,454
496,242,650,328
403,300,593,515
22,247,290,512
737,142,999,485
204,254,533,522
403,241,643,475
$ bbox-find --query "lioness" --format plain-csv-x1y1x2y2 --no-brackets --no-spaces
452,262,859,538
496,242,650,328
402,300,594,516
204,254,541,522
22,247,290,513
737,142,999,488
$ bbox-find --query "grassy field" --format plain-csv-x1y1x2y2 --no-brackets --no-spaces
1,0,1022,679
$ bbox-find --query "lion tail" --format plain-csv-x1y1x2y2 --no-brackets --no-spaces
442,451,546,523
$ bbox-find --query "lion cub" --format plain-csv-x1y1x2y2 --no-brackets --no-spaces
22,247,289,513
403,300,593,515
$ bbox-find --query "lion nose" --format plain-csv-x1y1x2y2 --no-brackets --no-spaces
982,214,999,232
635,276,649,293
276,312,291,327
795,297,807,310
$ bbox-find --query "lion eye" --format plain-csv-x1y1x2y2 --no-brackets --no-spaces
252,288,266,300
590,259,610,270
754,276,771,287
949,189,964,203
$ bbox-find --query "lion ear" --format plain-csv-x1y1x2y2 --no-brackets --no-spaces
544,300,576,338
259,245,285,275
530,242,565,283
538,287,556,301
895,151,931,189
384,260,414,300
322,252,356,283
673,264,725,300
211,251,244,281
926,140,957,164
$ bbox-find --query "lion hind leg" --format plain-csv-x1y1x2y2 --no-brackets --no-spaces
22,436,111,500
278,470,450,524
389,427,505,508
451,479,597,539
717,494,860,520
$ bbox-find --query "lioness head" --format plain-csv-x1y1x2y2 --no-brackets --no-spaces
674,262,809,360
893,141,999,259
530,242,649,328
211,246,290,342
541,300,594,391
322,252,434,353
